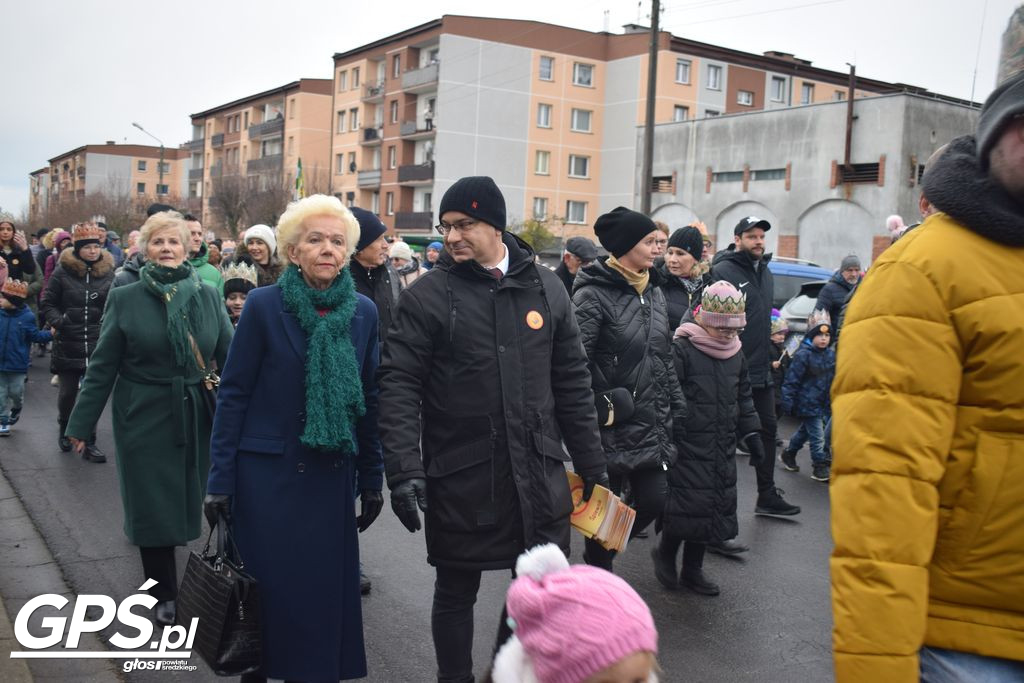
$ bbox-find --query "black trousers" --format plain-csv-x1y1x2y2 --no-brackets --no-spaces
57,371,84,426
660,531,707,573
751,385,778,494
584,466,666,571
139,546,177,602
432,565,514,683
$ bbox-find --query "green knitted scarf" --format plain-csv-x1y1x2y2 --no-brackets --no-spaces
278,264,365,453
140,261,204,373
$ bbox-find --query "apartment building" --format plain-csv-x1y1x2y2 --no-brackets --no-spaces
185,79,333,227
329,15,951,238
28,168,50,219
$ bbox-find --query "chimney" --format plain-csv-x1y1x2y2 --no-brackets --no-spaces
105,140,116,145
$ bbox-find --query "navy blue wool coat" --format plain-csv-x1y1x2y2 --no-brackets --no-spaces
207,283,383,682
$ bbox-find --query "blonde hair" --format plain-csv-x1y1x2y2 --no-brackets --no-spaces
138,211,188,254
275,194,359,263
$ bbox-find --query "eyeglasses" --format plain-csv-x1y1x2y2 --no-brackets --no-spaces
435,219,478,235
711,327,744,338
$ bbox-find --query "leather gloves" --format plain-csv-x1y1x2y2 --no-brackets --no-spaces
744,433,766,466
357,490,384,533
203,494,232,529
582,471,610,502
390,478,428,532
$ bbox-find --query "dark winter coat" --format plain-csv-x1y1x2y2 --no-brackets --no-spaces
207,284,381,681
112,252,144,288
664,337,760,543
350,259,401,348
1,244,37,280
711,246,775,387
815,270,856,334
657,263,710,333
0,305,52,373
780,341,835,417
554,261,576,294
379,233,606,571
39,249,116,374
65,275,233,547
770,340,791,415
572,260,685,475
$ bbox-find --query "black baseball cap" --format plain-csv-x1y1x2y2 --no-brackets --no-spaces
734,216,771,236
565,236,599,261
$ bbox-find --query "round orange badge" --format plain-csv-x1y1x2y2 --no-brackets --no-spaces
526,310,544,330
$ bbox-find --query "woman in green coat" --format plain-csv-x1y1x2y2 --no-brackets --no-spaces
66,211,233,626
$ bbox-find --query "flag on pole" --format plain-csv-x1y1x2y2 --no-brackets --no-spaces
294,158,305,200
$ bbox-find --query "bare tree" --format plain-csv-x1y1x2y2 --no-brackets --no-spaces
209,173,248,238
243,172,291,229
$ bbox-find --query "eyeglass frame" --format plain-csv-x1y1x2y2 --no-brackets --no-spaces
435,218,479,236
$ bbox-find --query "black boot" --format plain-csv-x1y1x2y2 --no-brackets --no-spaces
58,421,71,453
651,545,679,590
82,434,107,464
681,568,720,596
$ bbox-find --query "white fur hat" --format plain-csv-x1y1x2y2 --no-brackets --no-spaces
244,224,276,255
389,241,413,261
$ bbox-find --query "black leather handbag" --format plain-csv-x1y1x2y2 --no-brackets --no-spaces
595,387,636,427
176,518,261,676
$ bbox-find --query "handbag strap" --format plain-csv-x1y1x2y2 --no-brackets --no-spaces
187,332,219,389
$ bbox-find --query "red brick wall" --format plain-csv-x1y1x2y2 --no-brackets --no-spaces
871,236,890,262
777,235,799,258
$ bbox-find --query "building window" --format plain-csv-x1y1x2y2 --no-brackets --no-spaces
568,154,590,178
336,154,345,174
393,55,401,78
706,109,721,118
348,151,356,172
337,111,346,133
390,100,399,123
673,105,689,122
387,145,396,169
350,107,360,130
244,111,249,128
737,90,754,106
751,168,787,181
533,197,548,220
707,64,722,91
352,67,360,88
675,59,691,84
801,83,814,104
371,192,380,213
289,98,296,119
771,76,785,102
537,103,552,128
712,171,744,183
386,191,394,215
539,56,554,81
338,70,347,91
156,183,169,196
159,162,170,174
570,108,592,133
136,182,146,195
137,160,147,172
834,90,846,101
535,150,550,175
572,62,594,87
566,200,587,224
288,136,295,156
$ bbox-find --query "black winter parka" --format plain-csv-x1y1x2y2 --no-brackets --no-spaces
711,246,774,387
40,249,115,374
814,270,855,335
572,260,685,474
657,263,710,334
664,337,760,543
379,233,606,570
350,259,401,348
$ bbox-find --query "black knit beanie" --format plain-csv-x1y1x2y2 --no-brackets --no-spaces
593,207,657,258
438,176,506,231
977,71,1024,167
224,278,256,298
668,226,704,262
351,207,388,252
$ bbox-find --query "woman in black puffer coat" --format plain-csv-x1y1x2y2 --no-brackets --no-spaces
573,207,685,571
39,224,115,459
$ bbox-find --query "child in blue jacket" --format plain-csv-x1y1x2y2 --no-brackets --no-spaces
779,313,835,482
1,279,52,435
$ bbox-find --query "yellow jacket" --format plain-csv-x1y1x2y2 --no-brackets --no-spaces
831,211,1024,681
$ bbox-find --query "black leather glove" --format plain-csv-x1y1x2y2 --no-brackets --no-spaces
357,490,384,533
744,434,766,466
582,471,610,502
390,478,428,533
203,494,232,529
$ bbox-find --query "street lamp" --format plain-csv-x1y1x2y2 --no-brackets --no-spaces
132,122,165,196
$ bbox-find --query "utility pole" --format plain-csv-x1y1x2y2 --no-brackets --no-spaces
843,64,856,173
132,122,166,196
641,0,660,214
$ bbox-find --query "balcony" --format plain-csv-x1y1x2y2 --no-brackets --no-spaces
211,133,224,148
400,120,435,139
248,118,285,139
188,167,204,180
398,162,434,185
76,167,86,178
359,127,383,146
394,211,434,230
184,138,205,151
402,62,438,93
247,154,283,174
362,81,385,102
357,169,381,188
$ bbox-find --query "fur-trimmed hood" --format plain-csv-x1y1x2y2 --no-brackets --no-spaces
58,248,115,278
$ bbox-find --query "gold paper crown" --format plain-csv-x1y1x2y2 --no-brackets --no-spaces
72,223,107,243
222,262,259,288
1,279,29,299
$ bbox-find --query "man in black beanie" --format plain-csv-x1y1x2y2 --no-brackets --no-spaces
349,207,400,351
378,175,608,682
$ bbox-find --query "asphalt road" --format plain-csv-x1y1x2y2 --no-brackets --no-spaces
1,360,835,682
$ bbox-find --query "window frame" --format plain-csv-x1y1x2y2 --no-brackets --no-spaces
385,191,394,216
567,154,590,179
535,150,551,175
390,100,399,124
387,145,397,170
539,56,554,81
572,62,594,87
565,200,587,224
337,110,346,134
707,64,722,91
737,90,754,107
675,59,691,84
570,108,592,133
532,196,548,220
537,103,552,128
770,76,785,102
338,70,347,92
673,105,689,122
800,83,814,105
137,160,147,172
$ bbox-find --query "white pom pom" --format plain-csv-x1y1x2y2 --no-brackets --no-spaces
492,636,541,683
515,543,570,581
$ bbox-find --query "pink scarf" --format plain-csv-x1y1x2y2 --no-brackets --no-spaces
674,322,742,360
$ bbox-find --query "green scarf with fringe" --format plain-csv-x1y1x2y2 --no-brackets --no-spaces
140,261,204,373
278,264,365,453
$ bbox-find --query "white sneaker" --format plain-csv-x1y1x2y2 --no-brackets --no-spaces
51,375,59,387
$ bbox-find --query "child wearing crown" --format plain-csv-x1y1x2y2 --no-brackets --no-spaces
0,279,53,436
221,261,259,326
779,309,836,482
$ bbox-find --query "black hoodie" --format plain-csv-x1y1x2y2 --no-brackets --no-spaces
710,246,775,387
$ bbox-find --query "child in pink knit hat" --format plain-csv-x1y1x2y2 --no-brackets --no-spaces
489,543,659,683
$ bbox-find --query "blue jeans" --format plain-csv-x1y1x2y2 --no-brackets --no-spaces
786,415,828,465
0,372,27,424
920,646,1024,682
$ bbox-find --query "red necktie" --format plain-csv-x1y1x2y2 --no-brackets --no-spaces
488,267,502,279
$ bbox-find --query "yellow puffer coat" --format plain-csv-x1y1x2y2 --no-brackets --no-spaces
831,211,1024,681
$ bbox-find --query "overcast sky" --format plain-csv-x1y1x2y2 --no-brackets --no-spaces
1,0,1015,218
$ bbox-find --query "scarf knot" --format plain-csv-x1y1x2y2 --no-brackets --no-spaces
140,262,204,372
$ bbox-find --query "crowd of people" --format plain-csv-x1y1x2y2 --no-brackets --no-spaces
1,70,1022,683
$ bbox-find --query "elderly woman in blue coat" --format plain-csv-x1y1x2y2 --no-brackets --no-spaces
205,194,384,682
